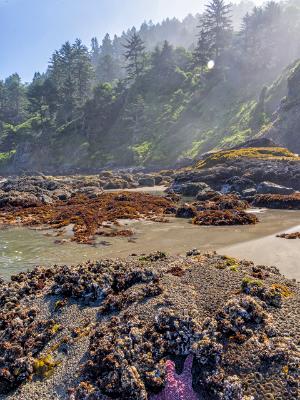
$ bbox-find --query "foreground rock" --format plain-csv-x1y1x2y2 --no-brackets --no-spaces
0,253,299,400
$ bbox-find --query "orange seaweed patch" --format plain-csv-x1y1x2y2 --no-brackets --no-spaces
0,192,175,245
192,210,258,226
253,193,300,209
277,232,300,239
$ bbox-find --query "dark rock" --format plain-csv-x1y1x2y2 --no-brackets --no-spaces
176,205,197,218
154,175,163,185
138,177,155,187
103,180,125,190
181,182,210,197
52,189,72,201
171,158,300,192
257,181,295,195
242,188,257,198
0,190,41,208
76,186,103,198
223,176,256,194
230,138,278,150
196,188,220,201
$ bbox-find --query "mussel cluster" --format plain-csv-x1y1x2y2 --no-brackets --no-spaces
242,278,285,308
0,306,58,394
51,261,161,306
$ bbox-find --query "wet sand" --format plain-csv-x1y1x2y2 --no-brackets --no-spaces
0,209,300,280
220,222,300,281
107,185,168,194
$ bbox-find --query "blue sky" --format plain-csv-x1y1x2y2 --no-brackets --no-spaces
0,0,267,82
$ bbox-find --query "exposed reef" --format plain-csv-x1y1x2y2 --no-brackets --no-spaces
0,252,299,400
0,192,176,244
169,146,300,199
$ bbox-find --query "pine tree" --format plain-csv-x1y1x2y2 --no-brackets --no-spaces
72,39,93,102
123,32,146,80
194,23,212,67
123,94,148,143
48,40,93,121
91,37,100,65
95,33,121,83
2,74,27,124
101,33,114,56
194,0,232,67
96,54,117,83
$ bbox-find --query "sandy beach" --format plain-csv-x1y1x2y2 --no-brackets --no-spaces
220,223,300,281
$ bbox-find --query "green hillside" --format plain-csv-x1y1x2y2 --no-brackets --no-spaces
0,0,300,173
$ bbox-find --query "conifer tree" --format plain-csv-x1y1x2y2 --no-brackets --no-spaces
194,0,232,67
123,32,146,80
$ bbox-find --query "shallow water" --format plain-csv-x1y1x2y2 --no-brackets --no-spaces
0,209,300,281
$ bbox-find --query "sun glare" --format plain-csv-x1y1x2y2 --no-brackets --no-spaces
207,60,215,69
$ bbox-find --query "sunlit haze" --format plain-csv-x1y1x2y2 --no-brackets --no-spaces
0,0,277,81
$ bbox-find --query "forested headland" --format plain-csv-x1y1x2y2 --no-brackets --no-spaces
1,0,300,173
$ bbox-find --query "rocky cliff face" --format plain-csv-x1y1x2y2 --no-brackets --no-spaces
264,61,300,154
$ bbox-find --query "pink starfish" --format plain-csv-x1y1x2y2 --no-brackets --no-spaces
150,354,198,400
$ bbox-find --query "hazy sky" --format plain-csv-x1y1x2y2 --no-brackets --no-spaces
0,0,271,82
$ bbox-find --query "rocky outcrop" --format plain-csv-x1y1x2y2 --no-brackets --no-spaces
169,146,300,198
257,181,295,195
253,193,300,209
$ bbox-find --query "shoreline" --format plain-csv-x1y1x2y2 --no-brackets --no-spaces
1,209,300,281
219,222,300,281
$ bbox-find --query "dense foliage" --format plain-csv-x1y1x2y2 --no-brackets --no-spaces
0,0,300,172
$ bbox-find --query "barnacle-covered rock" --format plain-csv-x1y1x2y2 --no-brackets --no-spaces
80,315,166,399
242,277,284,308
155,310,201,356
139,252,167,262
72,382,108,399
222,375,244,400
0,307,59,393
50,260,160,305
216,296,270,340
101,282,163,314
